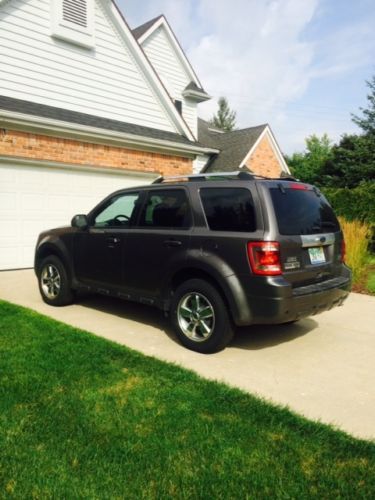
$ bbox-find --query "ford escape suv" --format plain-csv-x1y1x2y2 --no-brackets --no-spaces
35,171,351,353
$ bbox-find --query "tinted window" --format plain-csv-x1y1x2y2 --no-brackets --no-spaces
200,188,256,232
270,188,340,235
94,192,140,228
139,189,191,229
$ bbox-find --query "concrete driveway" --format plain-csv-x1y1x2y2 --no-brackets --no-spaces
1,269,374,441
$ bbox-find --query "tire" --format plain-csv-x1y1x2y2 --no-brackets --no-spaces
37,255,74,306
171,279,234,354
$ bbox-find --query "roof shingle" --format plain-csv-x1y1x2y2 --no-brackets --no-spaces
198,119,267,172
132,15,163,40
0,95,203,147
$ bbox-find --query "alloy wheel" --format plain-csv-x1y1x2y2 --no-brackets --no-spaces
41,264,61,300
177,292,215,342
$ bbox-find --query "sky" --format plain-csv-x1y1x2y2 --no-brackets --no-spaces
117,0,375,154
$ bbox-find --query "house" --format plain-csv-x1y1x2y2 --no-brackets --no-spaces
0,0,217,270
0,1,288,271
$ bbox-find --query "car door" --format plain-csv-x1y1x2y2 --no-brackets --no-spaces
74,191,142,288
122,187,192,299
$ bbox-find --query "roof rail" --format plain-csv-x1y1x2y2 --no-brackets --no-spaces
152,171,255,184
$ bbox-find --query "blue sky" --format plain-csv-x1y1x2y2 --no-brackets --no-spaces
118,0,375,154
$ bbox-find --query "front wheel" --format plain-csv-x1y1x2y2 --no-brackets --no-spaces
171,279,234,354
38,255,74,306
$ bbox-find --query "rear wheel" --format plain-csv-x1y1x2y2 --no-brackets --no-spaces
38,255,74,306
171,279,234,353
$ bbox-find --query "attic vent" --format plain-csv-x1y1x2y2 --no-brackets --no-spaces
51,0,95,49
62,0,87,28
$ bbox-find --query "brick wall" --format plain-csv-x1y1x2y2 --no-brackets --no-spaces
0,130,193,176
245,135,281,178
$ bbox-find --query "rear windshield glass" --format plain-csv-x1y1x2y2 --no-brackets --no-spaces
270,188,340,235
200,187,256,232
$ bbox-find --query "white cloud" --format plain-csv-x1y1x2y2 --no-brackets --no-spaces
188,0,319,126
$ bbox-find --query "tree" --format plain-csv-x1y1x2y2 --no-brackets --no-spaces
210,97,237,131
352,75,375,135
285,134,333,185
321,134,375,188
320,74,375,187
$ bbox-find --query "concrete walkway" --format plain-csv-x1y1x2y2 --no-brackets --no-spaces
1,269,374,441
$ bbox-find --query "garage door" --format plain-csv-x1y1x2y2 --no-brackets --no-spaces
0,163,154,270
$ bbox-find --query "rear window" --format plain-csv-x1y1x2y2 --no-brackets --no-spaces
270,187,340,235
200,187,256,232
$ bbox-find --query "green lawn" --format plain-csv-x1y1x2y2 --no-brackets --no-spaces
0,300,374,498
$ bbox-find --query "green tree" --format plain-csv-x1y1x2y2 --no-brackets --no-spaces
321,134,375,188
321,74,375,187
352,75,375,135
285,134,333,185
210,97,237,131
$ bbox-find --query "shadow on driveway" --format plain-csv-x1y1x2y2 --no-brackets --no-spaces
76,294,318,351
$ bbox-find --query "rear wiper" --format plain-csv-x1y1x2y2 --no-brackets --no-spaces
320,222,336,228
311,222,336,233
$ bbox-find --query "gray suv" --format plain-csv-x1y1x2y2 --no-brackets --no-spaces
35,171,351,353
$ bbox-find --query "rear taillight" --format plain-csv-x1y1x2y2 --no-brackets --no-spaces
340,239,346,263
247,241,282,276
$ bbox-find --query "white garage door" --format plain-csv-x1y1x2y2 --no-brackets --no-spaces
0,163,154,270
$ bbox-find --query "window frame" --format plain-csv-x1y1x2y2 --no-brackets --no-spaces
88,191,143,229
137,187,193,231
199,186,258,233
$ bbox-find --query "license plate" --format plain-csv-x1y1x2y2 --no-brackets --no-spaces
309,247,326,265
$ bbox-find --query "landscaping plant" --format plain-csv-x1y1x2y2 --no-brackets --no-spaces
339,217,371,284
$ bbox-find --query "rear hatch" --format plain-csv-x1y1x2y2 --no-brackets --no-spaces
263,181,344,288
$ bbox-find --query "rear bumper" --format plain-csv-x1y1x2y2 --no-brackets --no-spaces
233,267,352,326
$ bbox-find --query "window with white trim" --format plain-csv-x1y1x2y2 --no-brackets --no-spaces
51,0,95,49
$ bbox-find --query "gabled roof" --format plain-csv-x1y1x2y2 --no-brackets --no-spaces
198,119,268,172
132,14,207,95
132,15,163,40
107,3,196,142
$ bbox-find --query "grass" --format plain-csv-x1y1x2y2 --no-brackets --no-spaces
0,300,374,499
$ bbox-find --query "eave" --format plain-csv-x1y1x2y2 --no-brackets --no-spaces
0,110,219,157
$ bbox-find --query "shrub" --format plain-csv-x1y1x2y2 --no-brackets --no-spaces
339,217,371,283
322,182,375,224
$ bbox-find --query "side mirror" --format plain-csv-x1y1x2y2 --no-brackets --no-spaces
71,214,88,230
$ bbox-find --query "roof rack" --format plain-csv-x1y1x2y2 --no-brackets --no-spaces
152,171,301,184
152,171,255,184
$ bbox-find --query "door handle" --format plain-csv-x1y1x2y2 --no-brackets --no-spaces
163,239,182,247
107,237,121,247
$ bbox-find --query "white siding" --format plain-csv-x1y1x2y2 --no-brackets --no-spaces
142,26,198,138
0,0,176,132
193,154,210,174
183,99,198,138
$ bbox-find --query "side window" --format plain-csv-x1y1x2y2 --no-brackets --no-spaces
94,192,140,228
200,188,256,232
139,189,191,229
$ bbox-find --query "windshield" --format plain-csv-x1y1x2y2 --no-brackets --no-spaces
270,188,340,235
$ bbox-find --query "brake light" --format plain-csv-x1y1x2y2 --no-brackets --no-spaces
340,239,346,263
247,241,282,275
290,182,309,190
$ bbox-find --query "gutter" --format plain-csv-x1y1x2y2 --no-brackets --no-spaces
0,110,219,157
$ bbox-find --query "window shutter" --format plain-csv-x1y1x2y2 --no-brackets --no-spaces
51,0,95,49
